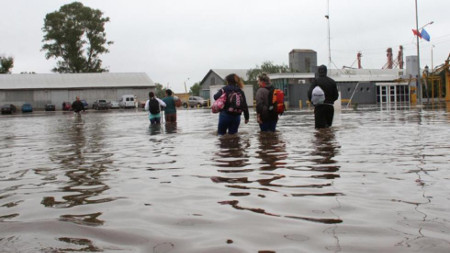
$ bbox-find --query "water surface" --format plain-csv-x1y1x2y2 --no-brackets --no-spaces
1,106,449,252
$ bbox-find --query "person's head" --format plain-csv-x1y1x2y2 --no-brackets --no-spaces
165,89,173,96
149,91,155,98
76,96,80,101
318,65,327,77
257,73,270,87
225,73,240,87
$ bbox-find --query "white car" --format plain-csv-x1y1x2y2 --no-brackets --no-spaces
109,100,120,109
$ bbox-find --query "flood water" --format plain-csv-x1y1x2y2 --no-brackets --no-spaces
1,105,449,253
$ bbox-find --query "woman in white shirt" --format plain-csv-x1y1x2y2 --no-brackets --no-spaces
144,92,166,124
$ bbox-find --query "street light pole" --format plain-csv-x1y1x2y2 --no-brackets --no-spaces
415,0,422,104
431,45,435,71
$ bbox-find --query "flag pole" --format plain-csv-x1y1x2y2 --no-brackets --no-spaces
415,0,422,104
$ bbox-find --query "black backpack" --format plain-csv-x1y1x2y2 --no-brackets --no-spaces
226,90,244,114
149,98,160,114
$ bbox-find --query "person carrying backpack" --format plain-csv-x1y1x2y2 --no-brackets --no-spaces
307,65,339,129
145,91,166,124
255,73,279,132
213,73,249,135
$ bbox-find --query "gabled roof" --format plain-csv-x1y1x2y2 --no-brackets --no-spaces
0,72,154,90
200,69,250,85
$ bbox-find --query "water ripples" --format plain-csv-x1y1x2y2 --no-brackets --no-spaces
0,107,449,252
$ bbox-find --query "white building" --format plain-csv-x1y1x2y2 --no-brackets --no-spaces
0,73,155,109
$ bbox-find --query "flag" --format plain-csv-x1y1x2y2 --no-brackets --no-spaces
412,29,422,38
421,28,431,41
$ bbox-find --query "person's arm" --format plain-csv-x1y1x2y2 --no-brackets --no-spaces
255,88,266,114
331,80,339,102
156,98,166,107
144,100,149,111
241,90,249,123
213,88,224,100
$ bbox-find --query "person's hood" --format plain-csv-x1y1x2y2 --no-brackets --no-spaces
318,65,327,77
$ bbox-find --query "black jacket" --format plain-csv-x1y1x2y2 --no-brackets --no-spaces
308,65,339,105
214,85,249,121
72,100,85,112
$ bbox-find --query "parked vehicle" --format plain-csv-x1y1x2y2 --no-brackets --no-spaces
62,102,71,111
92,99,109,110
119,95,135,108
81,100,88,108
45,104,56,111
1,104,17,114
109,100,120,109
21,103,33,113
183,96,208,108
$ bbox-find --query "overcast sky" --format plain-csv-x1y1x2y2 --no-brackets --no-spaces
1,0,449,93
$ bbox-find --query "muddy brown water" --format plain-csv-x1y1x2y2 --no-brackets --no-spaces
1,106,449,252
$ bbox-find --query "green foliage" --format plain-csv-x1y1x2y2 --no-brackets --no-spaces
154,83,165,98
246,61,289,92
189,82,200,96
246,61,289,81
0,56,14,74
42,2,113,73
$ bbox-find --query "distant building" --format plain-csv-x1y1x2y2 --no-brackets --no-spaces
269,68,410,108
0,73,155,109
199,69,249,99
289,49,317,73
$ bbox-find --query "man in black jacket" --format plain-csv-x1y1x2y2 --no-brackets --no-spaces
71,96,85,113
308,65,339,128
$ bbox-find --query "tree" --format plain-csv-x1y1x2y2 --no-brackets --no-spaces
0,56,14,74
247,61,289,81
247,61,289,91
42,2,113,73
189,82,200,96
154,83,165,98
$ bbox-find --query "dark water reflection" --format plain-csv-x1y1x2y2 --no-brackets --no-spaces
1,106,450,252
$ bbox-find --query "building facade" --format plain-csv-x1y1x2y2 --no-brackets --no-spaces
270,69,410,108
0,73,155,109
199,69,249,99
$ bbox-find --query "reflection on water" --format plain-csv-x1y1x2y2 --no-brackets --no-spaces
43,115,115,226
148,121,178,135
0,107,450,252
211,131,343,225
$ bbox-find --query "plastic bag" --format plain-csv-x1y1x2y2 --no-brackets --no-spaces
211,90,226,113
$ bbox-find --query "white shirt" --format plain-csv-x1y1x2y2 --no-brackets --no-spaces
145,97,166,112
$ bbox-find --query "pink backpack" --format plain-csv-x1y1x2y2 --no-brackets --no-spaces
211,89,226,113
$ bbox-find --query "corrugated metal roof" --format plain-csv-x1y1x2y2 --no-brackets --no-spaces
0,73,154,89
269,69,404,83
